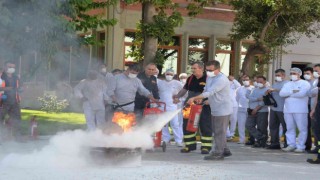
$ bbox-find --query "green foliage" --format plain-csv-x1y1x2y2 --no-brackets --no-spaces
37,93,69,113
230,0,320,47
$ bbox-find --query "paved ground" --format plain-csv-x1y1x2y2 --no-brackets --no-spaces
0,137,319,180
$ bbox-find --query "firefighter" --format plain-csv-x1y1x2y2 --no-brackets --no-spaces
173,61,212,154
0,61,23,140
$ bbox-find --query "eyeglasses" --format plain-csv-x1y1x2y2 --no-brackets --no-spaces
206,69,215,72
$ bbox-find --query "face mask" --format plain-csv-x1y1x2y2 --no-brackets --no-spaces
180,79,187,84
7,68,15,74
242,81,250,86
100,68,107,73
303,74,311,80
290,75,298,81
256,83,264,88
165,75,173,81
253,82,258,87
128,73,137,79
313,72,320,78
275,76,282,82
154,75,158,78
206,71,216,78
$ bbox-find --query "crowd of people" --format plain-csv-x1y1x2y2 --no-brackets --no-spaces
1,58,319,164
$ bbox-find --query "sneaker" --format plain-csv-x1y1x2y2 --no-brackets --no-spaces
204,152,224,161
176,142,183,147
245,141,255,146
294,149,305,153
201,148,210,154
252,142,263,148
226,136,234,142
223,150,232,157
307,158,320,164
282,146,295,152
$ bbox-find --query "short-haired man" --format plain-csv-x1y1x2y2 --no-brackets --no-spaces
134,63,160,115
107,64,157,112
280,68,310,153
187,60,232,160
246,76,269,148
174,61,213,154
158,69,183,146
266,69,288,149
0,61,23,140
307,64,320,163
235,75,254,144
303,67,317,151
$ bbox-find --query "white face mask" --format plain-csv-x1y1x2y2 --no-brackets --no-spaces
128,73,137,79
275,76,282,82
313,72,319,78
304,74,311,80
256,83,264,88
242,81,250,86
206,71,216,78
180,79,187,84
7,68,15,74
100,68,107,73
165,75,173,81
290,75,298,81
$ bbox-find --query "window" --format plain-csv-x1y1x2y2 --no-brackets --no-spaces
187,37,209,74
215,40,234,75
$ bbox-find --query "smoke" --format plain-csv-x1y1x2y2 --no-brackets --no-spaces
0,110,181,169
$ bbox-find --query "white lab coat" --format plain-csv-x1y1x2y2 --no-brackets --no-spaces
279,79,310,150
157,79,183,143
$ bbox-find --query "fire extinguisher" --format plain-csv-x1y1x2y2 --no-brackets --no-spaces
30,116,38,139
186,104,203,132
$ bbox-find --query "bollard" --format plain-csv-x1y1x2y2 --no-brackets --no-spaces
30,116,38,140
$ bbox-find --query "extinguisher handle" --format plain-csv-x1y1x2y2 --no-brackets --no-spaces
145,101,166,111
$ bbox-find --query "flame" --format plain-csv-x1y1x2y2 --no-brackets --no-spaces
183,106,191,119
112,112,136,132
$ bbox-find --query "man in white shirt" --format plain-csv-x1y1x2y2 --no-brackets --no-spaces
158,70,184,146
280,67,310,153
236,75,254,144
226,75,241,140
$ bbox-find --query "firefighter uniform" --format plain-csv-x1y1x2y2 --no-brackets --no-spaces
181,74,212,154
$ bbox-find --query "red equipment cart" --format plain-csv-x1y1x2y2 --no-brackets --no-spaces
143,102,166,152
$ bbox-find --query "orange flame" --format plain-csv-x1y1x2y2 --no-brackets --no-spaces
112,112,136,132
183,106,191,119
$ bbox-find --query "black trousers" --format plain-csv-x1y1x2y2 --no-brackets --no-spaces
305,105,313,150
313,103,320,158
183,105,212,150
269,110,287,146
0,103,22,137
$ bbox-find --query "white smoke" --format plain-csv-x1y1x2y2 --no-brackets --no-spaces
0,110,180,169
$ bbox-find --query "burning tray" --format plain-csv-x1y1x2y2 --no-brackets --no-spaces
89,147,142,166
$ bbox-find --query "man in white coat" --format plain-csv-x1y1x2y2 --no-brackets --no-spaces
227,75,241,140
236,75,253,144
158,69,183,146
74,70,108,131
280,67,310,153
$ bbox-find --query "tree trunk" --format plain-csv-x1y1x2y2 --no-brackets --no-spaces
142,2,158,67
241,44,268,76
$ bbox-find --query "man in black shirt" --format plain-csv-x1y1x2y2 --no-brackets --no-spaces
0,61,23,140
134,63,160,118
308,64,320,164
174,61,212,154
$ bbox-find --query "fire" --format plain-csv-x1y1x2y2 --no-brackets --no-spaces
183,106,191,119
112,112,136,132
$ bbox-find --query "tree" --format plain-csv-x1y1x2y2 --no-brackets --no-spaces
124,0,217,67
229,0,320,76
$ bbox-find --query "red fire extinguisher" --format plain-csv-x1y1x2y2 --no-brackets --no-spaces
30,116,38,139
186,104,203,132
